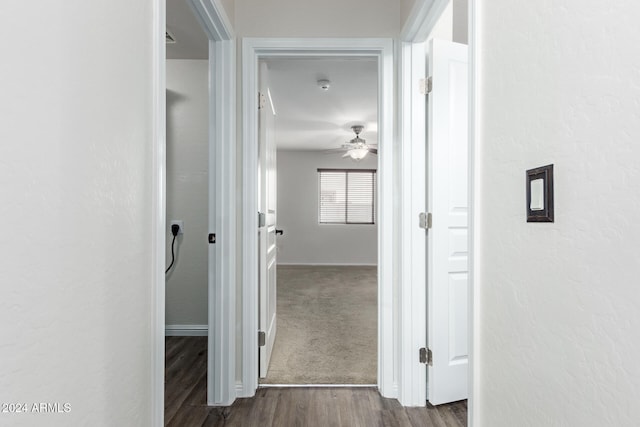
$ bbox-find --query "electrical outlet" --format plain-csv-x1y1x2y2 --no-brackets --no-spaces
170,220,184,235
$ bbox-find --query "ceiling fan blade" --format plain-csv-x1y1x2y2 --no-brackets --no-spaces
368,148,378,154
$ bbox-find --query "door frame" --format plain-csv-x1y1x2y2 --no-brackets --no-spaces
152,0,479,419
240,38,395,398
153,0,235,416
187,0,236,407
151,0,165,424
398,0,476,420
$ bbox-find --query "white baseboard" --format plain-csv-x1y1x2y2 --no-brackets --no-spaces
165,324,208,336
277,263,378,267
235,381,245,396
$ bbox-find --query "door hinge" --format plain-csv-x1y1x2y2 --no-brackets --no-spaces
208,233,216,244
419,347,433,365
258,91,267,110
419,212,432,230
258,331,266,347
258,211,266,227
419,76,433,95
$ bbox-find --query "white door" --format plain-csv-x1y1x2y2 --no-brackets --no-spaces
426,39,469,405
258,61,277,378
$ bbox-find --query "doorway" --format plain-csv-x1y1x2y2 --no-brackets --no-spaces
154,2,477,423
257,57,380,385
240,38,395,398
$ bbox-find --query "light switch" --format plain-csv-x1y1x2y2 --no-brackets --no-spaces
526,164,553,222
530,178,544,211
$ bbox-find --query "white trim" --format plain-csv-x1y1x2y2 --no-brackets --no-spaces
468,0,478,424
399,0,475,420
259,384,378,388
188,0,236,407
277,263,378,267
401,0,450,42
188,0,234,39
165,324,209,336
242,38,396,400
398,39,428,407
152,0,166,425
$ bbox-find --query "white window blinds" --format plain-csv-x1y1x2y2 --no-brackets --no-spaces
318,169,376,224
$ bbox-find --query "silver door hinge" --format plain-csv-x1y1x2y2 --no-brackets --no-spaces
258,331,266,347
419,347,432,365
419,212,432,230
258,211,266,227
208,233,216,244
258,92,266,110
419,77,433,95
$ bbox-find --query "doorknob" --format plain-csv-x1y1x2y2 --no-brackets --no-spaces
275,229,283,236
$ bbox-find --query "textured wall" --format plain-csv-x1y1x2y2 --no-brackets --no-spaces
277,151,378,265
165,60,209,328
234,0,400,37
477,1,640,425
219,0,235,28
0,0,155,425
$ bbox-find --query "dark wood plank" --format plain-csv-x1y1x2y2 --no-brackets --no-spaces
165,337,468,427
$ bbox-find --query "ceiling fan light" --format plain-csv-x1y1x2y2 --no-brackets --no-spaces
348,148,369,160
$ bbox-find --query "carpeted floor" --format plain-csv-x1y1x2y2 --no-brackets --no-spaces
260,265,377,385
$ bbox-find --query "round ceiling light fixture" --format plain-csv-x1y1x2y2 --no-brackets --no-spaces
317,79,331,91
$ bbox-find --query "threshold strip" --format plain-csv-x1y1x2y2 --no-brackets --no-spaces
259,384,377,388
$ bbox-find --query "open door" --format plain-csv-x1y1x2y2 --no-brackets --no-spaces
426,39,469,405
258,61,277,378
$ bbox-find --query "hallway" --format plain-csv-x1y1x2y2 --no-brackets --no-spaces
165,336,467,426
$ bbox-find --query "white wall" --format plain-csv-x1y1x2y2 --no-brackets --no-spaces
277,151,378,265
0,1,155,425
401,0,418,30
234,0,400,37
477,1,640,425
165,60,209,329
219,0,235,28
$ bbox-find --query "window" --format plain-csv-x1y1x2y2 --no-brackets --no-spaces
318,169,376,224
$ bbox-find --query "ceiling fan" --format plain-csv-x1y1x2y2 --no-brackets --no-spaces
332,125,377,161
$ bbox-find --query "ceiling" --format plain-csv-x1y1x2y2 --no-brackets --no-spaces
265,58,378,150
166,2,379,151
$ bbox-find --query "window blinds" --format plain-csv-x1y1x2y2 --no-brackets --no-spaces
318,169,376,224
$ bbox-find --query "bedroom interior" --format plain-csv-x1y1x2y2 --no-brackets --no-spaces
258,56,380,385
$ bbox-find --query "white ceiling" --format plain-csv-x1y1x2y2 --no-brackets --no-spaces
265,58,378,151
166,2,379,151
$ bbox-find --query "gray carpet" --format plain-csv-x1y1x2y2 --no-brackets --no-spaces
260,265,377,384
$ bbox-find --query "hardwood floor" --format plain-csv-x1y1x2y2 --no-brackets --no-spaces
165,336,467,427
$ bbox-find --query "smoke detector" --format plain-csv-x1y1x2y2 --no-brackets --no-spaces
317,79,331,91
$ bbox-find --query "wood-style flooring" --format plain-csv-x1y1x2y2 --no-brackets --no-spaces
165,336,467,427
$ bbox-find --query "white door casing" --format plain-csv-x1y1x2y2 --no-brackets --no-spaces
427,38,469,405
187,0,236,407
241,38,395,398
258,61,277,378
